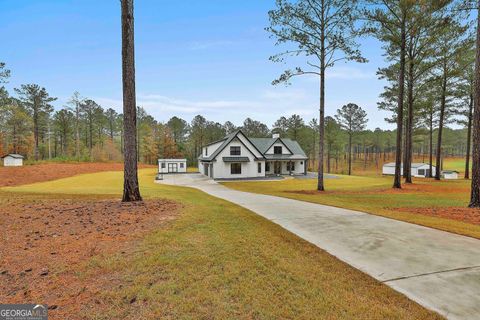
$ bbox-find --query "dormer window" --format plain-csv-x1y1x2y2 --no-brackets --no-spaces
274,146,282,154
230,146,241,156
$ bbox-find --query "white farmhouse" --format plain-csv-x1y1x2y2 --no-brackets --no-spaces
158,159,187,174
198,130,308,179
1,154,24,167
382,162,436,178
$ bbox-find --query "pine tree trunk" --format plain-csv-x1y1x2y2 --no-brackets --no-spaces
327,145,331,174
394,14,406,189
471,4,480,207
428,113,433,178
363,144,367,170
75,107,80,161
348,133,352,176
317,2,325,191
33,106,39,161
405,57,414,183
466,93,473,179
435,67,447,181
121,0,142,202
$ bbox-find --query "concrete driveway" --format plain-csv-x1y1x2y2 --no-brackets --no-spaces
157,173,480,320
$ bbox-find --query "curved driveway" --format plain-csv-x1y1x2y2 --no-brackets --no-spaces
157,173,480,320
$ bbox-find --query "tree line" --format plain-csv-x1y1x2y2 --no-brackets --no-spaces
265,0,480,207
0,62,470,175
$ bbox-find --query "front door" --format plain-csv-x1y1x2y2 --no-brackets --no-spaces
204,163,209,176
274,162,281,174
168,163,178,173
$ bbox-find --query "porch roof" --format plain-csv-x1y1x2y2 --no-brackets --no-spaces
222,157,250,162
264,154,307,161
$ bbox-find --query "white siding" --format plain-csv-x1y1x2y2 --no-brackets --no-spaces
265,141,292,155
211,138,264,179
236,134,264,158
158,159,187,173
202,141,223,158
382,164,436,177
3,156,23,167
443,172,458,179
382,166,397,175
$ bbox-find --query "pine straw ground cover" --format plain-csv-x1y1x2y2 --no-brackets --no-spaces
0,194,179,319
0,162,155,187
0,169,442,319
222,174,480,239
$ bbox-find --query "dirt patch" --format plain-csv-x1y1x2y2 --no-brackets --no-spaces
379,182,469,194
0,198,179,319
396,206,480,225
0,162,155,187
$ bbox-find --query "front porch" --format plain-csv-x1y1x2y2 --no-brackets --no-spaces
265,160,306,176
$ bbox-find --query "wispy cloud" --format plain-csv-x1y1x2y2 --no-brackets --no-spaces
188,40,238,50
94,94,265,116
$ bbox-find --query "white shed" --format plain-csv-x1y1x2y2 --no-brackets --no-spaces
442,170,459,180
382,162,436,178
1,154,24,167
158,159,187,174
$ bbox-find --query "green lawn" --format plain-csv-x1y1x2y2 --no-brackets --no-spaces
222,174,480,239
1,169,442,319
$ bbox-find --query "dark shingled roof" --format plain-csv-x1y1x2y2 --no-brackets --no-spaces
249,137,307,159
198,130,308,162
1,153,24,159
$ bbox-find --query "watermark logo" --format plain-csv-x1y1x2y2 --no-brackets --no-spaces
0,304,47,320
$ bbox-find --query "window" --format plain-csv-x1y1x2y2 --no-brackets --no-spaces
230,146,241,156
231,163,242,174
274,146,282,154
161,163,166,168
300,161,303,165
258,163,262,173
180,163,184,168
418,169,425,176
287,162,295,171
205,148,208,156
266,162,270,172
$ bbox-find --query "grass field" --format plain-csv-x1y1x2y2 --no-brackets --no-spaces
315,156,470,177
1,168,441,319
222,173,480,240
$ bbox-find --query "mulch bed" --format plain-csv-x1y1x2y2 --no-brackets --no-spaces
396,206,480,226
0,162,155,187
0,198,179,319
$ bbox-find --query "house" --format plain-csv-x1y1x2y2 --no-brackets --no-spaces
198,130,308,179
158,159,187,174
442,170,459,180
1,154,24,167
382,162,436,178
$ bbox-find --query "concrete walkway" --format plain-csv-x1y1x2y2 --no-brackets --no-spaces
157,174,480,320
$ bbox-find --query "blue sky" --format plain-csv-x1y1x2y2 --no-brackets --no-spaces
1,0,391,129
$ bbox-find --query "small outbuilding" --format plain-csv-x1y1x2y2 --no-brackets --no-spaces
442,170,459,180
1,154,24,167
158,159,187,174
382,162,436,178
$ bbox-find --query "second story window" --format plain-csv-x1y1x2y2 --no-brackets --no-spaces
230,146,241,156
274,146,282,154
205,147,208,156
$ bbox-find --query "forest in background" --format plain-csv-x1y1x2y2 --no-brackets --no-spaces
0,60,470,175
